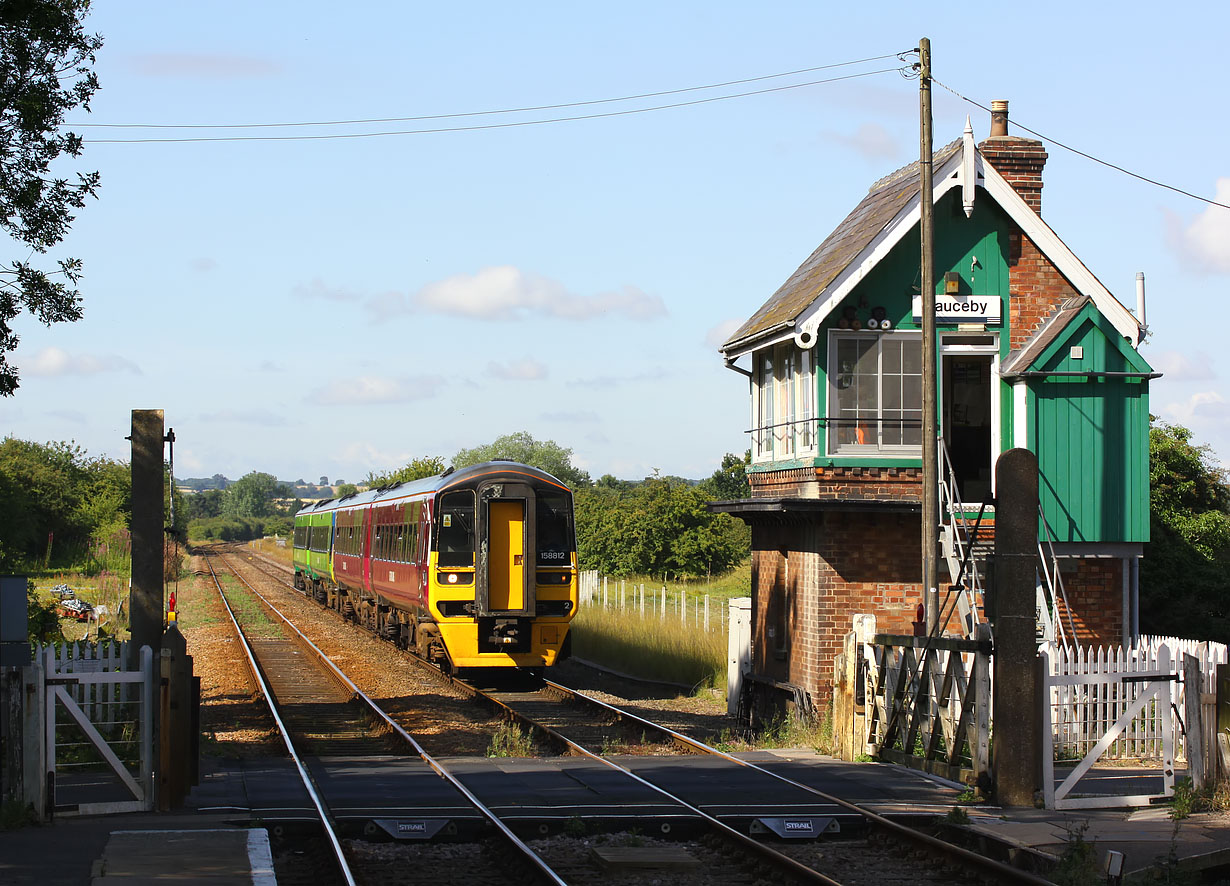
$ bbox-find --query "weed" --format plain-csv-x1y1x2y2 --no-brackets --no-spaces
1050,820,1099,886
486,722,534,757
945,805,970,825
955,788,981,805
563,816,587,837
753,712,835,755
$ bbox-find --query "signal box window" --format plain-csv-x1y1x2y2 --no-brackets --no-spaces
437,490,475,567
828,332,922,455
536,493,575,566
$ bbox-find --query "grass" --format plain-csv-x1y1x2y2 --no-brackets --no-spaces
570,601,726,689
487,721,535,757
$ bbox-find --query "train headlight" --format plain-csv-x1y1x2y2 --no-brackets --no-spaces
446,573,458,584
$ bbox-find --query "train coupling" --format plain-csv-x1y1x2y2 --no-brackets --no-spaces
487,619,521,645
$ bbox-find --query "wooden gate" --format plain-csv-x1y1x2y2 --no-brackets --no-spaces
1041,642,1175,809
863,632,991,786
37,642,155,815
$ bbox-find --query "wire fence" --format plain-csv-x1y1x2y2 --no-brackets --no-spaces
578,570,728,634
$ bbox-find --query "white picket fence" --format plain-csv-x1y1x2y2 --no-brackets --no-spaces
578,570,727,634
1043,635,1227,764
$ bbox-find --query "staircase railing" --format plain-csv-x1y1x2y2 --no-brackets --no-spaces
1037,503,1075,650
938,438,987,638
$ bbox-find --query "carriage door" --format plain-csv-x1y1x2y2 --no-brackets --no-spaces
476,482,535,619
941,334,999,504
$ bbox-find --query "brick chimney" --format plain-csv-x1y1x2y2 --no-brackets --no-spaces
978,100,1048,215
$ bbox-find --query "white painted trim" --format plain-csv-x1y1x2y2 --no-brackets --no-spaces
1013,379,1028,449
779,138,1143,350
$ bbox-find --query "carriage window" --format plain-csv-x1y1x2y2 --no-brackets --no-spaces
436,490,475,567
536,493,574,565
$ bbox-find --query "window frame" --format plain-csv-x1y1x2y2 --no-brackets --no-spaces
826,329,924,457
751,341,817,463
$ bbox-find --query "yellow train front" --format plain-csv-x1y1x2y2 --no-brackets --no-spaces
425,462,577,669
294,461,578,670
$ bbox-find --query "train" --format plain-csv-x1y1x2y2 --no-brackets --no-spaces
291,461,577,671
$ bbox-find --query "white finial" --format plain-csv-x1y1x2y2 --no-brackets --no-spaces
962,116,976,217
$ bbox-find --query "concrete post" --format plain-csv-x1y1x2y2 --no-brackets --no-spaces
129,410,165,669
992,448,1042,806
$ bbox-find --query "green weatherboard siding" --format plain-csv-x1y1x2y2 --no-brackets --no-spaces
1029,304,1152,543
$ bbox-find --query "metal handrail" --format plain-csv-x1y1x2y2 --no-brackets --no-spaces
1037,503,1076,650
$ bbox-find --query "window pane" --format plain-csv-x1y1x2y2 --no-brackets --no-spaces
437,491,475,567
903,339,922,374
883,340,901,373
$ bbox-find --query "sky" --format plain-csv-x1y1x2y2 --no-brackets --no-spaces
3,1,1229,484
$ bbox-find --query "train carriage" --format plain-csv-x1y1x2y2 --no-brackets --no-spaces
292,461,577,670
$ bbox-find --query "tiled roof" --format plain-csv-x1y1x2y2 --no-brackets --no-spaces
1000,296,1090,376
722,139,962,352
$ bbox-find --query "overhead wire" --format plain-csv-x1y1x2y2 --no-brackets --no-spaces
933,77,1230,212
85,66,908,144
75,53,908,130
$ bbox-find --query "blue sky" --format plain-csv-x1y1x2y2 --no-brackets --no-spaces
4,2,1228,483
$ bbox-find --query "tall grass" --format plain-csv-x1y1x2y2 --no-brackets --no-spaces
570,602,726,689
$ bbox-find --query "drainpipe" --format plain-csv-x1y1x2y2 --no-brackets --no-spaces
1135,272,1149,344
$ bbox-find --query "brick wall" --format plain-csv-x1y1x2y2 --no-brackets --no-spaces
751,511,923,710
979,136,1048,214
1006,231,1079,350
1055,558,1124,646
751,465,923,501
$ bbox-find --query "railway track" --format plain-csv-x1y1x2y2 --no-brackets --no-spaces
206,551,569,886
218,545,1056,884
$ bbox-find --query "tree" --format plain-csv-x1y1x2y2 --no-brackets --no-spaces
1140,422,1230,640
365,455,445,488
335,482,358,497
221,471,289,519
699,450,751,500
0,436,128,570
453,431,590,488
1,0,103,395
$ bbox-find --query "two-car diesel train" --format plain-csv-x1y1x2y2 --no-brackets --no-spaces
291,461,577,670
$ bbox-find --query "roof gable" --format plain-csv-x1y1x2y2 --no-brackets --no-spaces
721,133,1142,359
1018,300,1153,375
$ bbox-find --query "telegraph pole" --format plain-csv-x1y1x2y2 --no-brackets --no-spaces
918,38,940,632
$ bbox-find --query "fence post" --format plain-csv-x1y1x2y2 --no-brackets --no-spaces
602,577,608,609
704,595,710,632
728,598,752,718
681,590,687,625
639,584,645,618
1184,653,1205,790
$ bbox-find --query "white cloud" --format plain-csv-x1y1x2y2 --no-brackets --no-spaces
22,346,140,377
308,375,445,406
487,358,548,381
1161,390,1229,426
705,318,746,350
1165,178,1230,274
1149,350,1215,382
407,266,667,322
824,122,899,161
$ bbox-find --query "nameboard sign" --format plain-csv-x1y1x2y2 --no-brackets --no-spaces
912,294,1002,324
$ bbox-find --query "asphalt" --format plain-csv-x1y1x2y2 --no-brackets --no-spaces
3,751,1229,883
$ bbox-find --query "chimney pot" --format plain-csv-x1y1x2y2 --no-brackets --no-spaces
990,100,1009,137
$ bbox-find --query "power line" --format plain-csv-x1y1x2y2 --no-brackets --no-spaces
75,53,907,131
85,66,907,144
933,78,1230,212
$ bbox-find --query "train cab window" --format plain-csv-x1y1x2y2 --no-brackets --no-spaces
436,490,475,567
536,493,574,565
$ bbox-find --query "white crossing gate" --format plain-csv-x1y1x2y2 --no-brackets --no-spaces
1042,642,1175,809
36,641,156,815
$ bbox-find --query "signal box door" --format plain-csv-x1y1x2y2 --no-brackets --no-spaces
476,482,535,617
